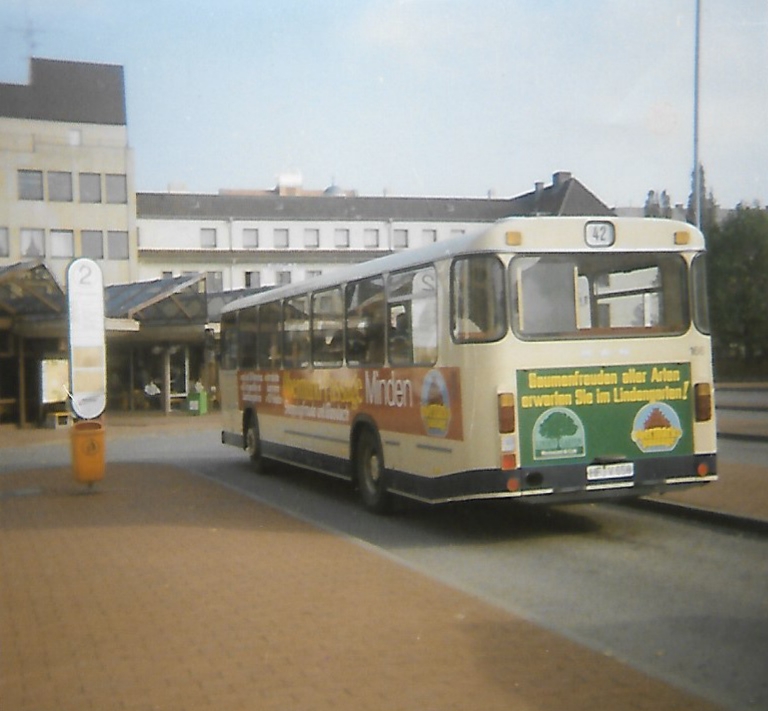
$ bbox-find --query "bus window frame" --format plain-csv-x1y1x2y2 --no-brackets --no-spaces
345,275,386,367
509,252,692,341
311,286,345,368
283,294,310,370
220,311,239,370
450,254,507,344
256,301,283,369
691,253,711,335
237,306,258,369
386,264,439,366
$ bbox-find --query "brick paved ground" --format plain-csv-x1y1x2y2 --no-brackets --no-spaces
1,409,761,711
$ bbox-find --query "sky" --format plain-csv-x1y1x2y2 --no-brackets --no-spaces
1,0,766,209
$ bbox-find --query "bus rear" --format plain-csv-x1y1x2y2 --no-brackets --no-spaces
486,218,716,502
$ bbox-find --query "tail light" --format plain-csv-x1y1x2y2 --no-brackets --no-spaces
498,393,516,433
694,382,713,422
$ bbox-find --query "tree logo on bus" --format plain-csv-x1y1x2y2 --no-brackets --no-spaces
631,402,683,453
532,407,586,460
420,369,451,437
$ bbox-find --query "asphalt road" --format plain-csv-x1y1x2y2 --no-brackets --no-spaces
3,427,767,711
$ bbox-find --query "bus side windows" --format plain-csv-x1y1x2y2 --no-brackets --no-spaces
220,312,239,370
387,266,437,365
388,306,412,364
283,295,310,369
451,256,506,343
237,307,258,368
257,302,282,369
312,287,344,367
345,276,385,366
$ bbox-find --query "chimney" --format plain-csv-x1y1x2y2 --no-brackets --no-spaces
552,171,572,187
534,181,544,197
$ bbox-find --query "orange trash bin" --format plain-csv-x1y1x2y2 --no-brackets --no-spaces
71,418,106,484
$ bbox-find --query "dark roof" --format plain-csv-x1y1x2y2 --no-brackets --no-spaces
0,58,126,126
106,274,207,323
512,172,616,217
137,174,612,222
137,192,524,223
0,261,65,318
206,287,269,321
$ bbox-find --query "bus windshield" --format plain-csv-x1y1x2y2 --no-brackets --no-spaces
510,252,690,339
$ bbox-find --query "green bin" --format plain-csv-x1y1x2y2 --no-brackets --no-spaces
188,391,207,415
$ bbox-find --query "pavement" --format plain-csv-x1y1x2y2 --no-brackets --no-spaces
0,408,764,711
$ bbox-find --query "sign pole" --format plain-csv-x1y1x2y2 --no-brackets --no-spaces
67,258,107,486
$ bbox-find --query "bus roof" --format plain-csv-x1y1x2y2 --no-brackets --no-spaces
221,216,705,315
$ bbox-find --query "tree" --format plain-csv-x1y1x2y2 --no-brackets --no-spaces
644,190,661,218
707,206,768,375
538,411,578,447
644,190,672,219
659,190,672,218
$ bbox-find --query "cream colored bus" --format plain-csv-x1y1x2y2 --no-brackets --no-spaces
220,216,716,512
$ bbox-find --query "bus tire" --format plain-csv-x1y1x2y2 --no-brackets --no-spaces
245,415,269,475
355,427,391,513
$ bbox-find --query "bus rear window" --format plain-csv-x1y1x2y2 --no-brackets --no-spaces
510,253,690,339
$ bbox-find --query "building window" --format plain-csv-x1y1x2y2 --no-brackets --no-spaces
422,228,437,244
306,270,322,279
21,228,45,257
334,228,350,248
48,172,73,202
107,231,129,260
304,228,320,248
105,174,128,204
244,271,260,288
162,271,173,279
81,230,104,259
200,228,217,248
364,228,380,248
79,173,102,203
274,228,289,249
393,229,408,249
243,228,259,248
450,228,466,239
0,227,9,257
276,270,291,286
18,170,44,200
206,271,223,292
50,230,74,258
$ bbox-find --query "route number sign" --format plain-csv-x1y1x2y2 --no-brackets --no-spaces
67,258,106,420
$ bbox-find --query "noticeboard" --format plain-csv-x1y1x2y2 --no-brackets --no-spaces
67,258,106,420
41,359,69,404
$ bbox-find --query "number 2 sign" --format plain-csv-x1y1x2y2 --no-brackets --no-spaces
67,258,106,420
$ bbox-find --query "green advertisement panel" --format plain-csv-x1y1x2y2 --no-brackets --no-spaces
517,363,693,467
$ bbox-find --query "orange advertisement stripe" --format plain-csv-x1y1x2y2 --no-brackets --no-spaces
237,367,464,440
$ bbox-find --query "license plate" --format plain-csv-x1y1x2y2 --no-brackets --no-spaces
586,462,634,481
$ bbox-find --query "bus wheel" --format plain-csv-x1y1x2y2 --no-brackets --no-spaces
355,428,390,513
245,417,269,475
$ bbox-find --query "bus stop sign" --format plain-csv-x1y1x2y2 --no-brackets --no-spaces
67,258,106,420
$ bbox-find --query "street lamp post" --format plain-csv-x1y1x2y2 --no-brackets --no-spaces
693,0,701,229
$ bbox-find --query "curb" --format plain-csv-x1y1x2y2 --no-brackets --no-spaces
630,498,768,536
718,432,768,444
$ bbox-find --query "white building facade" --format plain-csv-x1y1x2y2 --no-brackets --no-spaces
137,193,512,292
0,58,138,287
136,172,613,294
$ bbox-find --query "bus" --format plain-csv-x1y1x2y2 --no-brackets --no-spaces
220,216,716,512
